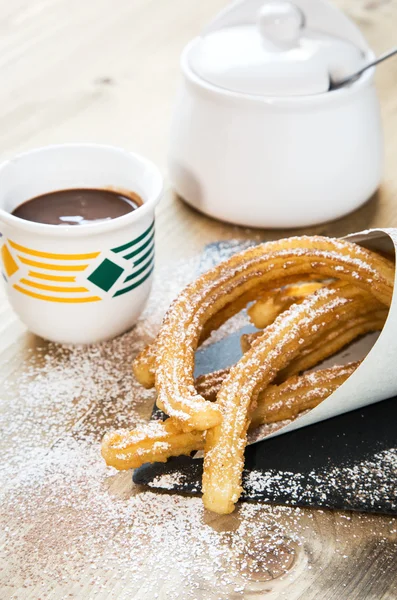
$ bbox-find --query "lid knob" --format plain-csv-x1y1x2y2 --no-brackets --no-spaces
257,1,305,49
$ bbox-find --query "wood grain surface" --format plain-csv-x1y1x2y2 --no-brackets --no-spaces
0,1,397,599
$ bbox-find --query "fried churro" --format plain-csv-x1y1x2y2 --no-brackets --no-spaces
242,306,387,380
202,283,389,514
247,281,326,329
102,362,358,471
103,235,394,515
134,237,393,432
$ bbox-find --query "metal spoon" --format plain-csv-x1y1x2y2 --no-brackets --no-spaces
330,46,397,90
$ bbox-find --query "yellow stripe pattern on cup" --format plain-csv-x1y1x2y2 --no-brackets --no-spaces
1,244,19,277
4,239,102,304
28,271,77,282
17,256,90,271
0,221,155,303
8,240,100,260
19,278,90,293
13,285,101,303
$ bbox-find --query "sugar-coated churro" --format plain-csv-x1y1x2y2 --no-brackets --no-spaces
102,362,358,470
202,283,388,514
134,237,393,432
132,281,320,390
247,281,326,329
278,310,386,381
102,419,205,471
241,306,387,380
103,234,394,515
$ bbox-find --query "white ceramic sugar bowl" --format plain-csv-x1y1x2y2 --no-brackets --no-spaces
168,0,383,228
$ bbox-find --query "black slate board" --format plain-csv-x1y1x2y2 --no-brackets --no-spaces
133,395,397,514
133,326,397,514
133,241,397,514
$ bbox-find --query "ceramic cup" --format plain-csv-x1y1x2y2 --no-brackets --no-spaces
0,144,163,344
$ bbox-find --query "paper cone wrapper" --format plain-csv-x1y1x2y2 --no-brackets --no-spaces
262,227,397,442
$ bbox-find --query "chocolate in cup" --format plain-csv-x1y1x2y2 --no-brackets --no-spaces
0,144,162,344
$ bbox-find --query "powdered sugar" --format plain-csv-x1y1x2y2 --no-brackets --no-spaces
2,239,303,598
245,449,397,512
1,238,396,599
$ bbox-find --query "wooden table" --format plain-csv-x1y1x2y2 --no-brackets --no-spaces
1,1,397,598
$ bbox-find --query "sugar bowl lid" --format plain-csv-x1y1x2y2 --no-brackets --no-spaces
188,0,367,96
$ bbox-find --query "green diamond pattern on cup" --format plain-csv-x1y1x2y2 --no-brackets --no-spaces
109,220,155,297
88,258,124,292
111,221,154,254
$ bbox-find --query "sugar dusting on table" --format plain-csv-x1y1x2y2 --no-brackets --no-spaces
0,239,396,599
245,448,397,511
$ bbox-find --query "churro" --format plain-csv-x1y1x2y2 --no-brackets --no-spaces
250,361,359,427
102,419,204,471
134,237,393,432
278,310,386,380
102,362,358,471
103,235,395,515
241,307,387,380
247,281,326,329
202,283,388,514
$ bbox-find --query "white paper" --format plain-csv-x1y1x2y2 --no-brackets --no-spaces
256,228,397,442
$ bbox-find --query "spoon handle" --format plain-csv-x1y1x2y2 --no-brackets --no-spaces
332,46,397,90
